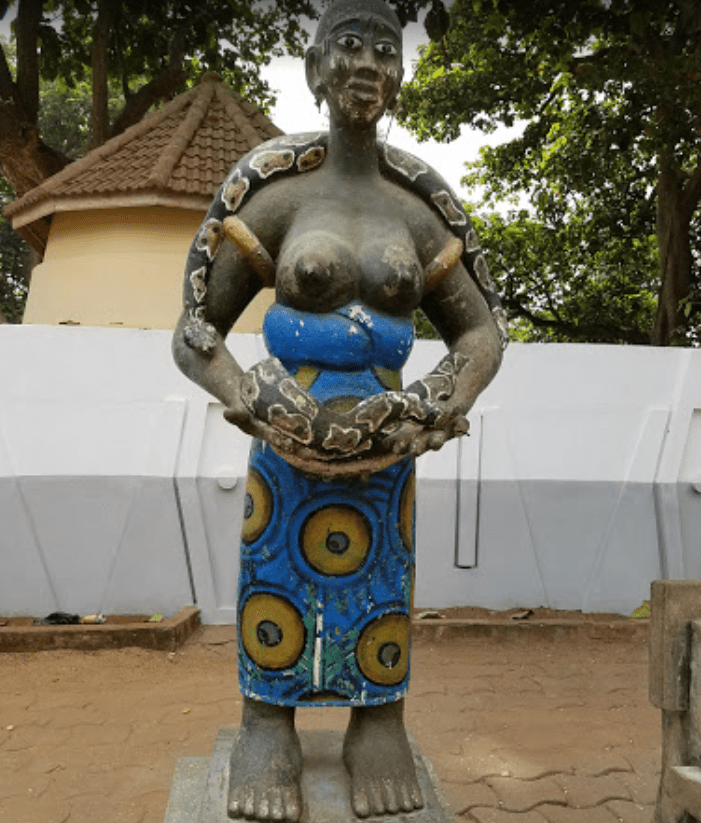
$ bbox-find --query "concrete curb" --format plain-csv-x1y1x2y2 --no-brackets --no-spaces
412,617,650,642
0,612,648,654
0,606,201,653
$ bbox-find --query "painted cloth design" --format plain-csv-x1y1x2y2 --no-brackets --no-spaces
182,132,509,354
182,134,508,708
238,303,416,706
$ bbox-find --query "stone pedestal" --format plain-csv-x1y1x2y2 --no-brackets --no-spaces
164,728,456,823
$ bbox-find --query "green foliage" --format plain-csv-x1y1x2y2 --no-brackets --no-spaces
38,75,126,159
400,0,701,344
414,308,440,339
29,0,318,114
468,206,658,344
0,174,28,323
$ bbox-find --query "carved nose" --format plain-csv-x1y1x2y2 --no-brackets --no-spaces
353,46,382,77
295,258,332,296
354,61,381,80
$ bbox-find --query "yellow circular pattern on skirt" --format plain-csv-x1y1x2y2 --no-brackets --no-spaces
240,593,305,670
301,504,372,576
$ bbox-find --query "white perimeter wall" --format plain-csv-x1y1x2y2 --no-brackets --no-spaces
1,325,699,622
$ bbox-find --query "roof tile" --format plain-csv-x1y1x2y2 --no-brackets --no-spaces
5,73,283,235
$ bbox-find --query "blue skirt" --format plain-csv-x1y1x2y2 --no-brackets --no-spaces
237,301,417,707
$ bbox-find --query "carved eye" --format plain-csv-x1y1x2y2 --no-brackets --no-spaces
336,33,362,50
375,40,398,56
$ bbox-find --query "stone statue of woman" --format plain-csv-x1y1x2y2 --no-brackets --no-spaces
173,0,506,819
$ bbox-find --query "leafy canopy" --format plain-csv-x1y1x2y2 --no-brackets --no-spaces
33,0,318,112
400,0,701,344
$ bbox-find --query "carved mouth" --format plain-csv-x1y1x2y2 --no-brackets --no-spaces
347,80,381,103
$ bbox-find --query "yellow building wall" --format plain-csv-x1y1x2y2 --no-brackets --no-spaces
23,206,273,332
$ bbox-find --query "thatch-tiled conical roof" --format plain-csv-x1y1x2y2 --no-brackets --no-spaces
5,73,283,253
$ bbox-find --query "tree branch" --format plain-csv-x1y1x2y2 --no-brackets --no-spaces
109,64,187,138
681,162,701,220
0,43,17,103
108,16,196,138
505,297,649,344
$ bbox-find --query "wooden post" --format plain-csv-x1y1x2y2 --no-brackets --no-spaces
650,581,701,822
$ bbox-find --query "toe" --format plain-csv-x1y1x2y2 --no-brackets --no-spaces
367,779,385,816
257,794,270,820
228,788,243,818
268,786,284,820
397,780,414,812
381,778,399,814
282,785,301,822
410,781,424,810
351,777,371,819
242,787,257,819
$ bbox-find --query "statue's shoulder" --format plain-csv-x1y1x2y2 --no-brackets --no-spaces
379,141,509,349
216,133,329,214
378,141,469,232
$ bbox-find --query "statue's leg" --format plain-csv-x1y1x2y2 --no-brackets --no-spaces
228,696,303,822
342,698,424,818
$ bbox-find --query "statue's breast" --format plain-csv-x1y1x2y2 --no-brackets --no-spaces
276,229,359,313
275,209,424,316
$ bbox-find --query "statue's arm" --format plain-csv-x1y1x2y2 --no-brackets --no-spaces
420,255,503,418
377,218,503,458
171,165,286,409
172,239,260,409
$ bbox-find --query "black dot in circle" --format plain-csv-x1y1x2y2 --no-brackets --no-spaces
377,642,401,669
256,620,283,647
244,492,254,519
326,531,350,555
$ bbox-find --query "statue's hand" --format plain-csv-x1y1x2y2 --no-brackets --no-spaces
223,367,335,460
376,405,469,458
222,375,301,455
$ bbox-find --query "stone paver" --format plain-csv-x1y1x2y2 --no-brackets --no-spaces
447,779,500,812
0,628,660,823
606,800,653,823
468,809,547,823
552,773,631,808
538,804,618,822
613,771,659,806
484,776,566,812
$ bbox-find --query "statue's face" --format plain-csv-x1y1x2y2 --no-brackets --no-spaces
317,15,403,128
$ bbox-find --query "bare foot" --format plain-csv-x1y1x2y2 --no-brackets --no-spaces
342,699,424,818
228,697,303,821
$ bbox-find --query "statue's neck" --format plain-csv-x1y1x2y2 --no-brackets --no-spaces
327,122,379,179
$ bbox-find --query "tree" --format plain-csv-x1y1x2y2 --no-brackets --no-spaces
400,0,701,345
466,206,659,345
0,0,317,201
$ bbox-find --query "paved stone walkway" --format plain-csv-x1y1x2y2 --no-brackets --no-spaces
0,625,658,822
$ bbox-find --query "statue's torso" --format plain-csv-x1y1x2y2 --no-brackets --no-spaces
239,166,444,319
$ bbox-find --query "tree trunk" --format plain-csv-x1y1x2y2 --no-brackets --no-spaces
651,162,695,345
15,0,42,123
0,102,69,197
91,0,117,148
0,0,69,197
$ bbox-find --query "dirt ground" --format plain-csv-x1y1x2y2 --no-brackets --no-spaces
0,624,659,823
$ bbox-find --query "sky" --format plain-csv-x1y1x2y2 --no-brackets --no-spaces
0,4,516,202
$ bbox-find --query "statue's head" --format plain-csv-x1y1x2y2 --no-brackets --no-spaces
314,0,403,48
306,0,404,128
